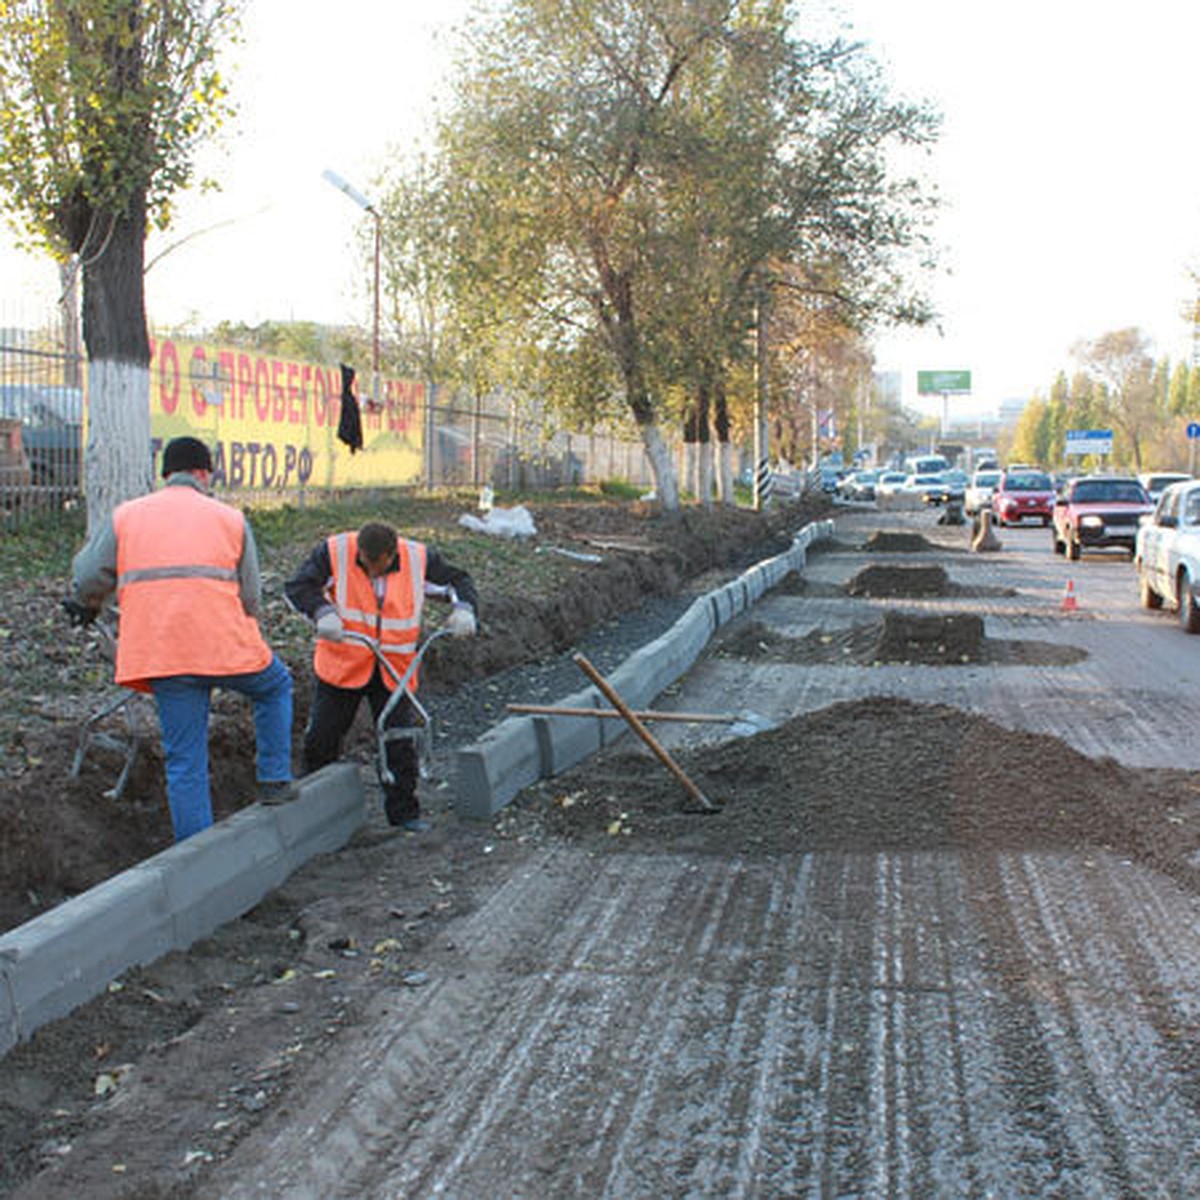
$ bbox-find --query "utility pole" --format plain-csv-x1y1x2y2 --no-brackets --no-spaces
753,286,772,511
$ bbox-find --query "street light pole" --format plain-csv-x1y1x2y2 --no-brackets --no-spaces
321,168,382,407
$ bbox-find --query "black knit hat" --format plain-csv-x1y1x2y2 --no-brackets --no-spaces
161,436,213,478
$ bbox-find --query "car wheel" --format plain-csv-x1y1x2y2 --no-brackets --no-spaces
1066,534,1081,562
1180,572,1200,633
1139,575,1163,610
1041,516,1051,527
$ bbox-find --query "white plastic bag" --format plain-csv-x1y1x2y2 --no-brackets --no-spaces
458,504,538,539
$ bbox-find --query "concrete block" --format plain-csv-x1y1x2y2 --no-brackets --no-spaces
530,691,605,776
268,763,366,869
455,716,542,820
152,809,289,949
0,972,15,1058
0,867,173,1039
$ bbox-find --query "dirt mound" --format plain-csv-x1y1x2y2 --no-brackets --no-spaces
862,531,941,553
505,697,1200,890
711,615,1085,667
846,563,950,597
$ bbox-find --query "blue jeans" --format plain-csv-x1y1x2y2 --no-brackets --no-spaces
151,654,293,842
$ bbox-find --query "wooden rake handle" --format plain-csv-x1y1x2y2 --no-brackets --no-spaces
571,653,720,814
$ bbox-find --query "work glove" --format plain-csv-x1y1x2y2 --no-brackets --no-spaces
315,610,344,642
445,603,477,639
62,598,98,628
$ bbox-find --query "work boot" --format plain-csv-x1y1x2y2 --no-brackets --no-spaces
258,780,299,805
384,793,420,828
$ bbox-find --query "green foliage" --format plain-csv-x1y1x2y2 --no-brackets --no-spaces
0,509,87,584
382,0,939,493
0,0,241,257
598,477,644,500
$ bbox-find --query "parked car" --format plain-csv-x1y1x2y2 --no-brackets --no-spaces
1138,471,1192,506
0,384,83,487
1052,475,1153,560
992,469,1056,526
964,468,1001,515
1135,479,1200,631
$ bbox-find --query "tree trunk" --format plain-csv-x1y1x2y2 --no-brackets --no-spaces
713,377,735,506
696,379,712,510
78,199,154,534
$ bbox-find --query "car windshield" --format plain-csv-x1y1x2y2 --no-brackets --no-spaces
1072,480,1148,504
973,471,1000,486
1146,475,1188,491
1005,473,1051,491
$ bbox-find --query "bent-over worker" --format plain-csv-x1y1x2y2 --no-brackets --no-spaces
71,437,296,841
284,521,478,832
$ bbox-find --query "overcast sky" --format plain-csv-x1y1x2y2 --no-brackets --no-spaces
3,0,1198,420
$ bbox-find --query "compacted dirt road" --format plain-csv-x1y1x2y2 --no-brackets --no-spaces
13,505,1200,1198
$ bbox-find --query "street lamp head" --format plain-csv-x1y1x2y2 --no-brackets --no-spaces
321,168,374,214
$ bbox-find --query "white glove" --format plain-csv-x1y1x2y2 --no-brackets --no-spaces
445,603,477,639
315,610,344,642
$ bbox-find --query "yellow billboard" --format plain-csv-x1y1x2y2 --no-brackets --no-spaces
148,336,425,491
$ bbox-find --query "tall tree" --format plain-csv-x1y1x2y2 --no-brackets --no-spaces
0,0,239,529
426,0,937,512
1073,328,1158,471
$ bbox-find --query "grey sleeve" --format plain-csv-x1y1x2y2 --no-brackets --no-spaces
70,518,118,610
238,517,264,618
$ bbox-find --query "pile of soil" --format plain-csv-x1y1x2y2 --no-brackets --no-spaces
712,615,1087,667
846,563,950,597
506,697,1200,895
862,531,944,554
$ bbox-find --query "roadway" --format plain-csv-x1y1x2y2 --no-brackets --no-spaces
177,505,1200,1199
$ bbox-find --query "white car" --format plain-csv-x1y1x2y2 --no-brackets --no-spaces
875,470,909,498
1135,479,1200,631
964,468,1002,515
1138,472,1191,506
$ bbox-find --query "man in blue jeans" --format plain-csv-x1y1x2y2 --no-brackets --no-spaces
70,437,295,841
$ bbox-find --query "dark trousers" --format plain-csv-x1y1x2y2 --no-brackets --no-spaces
303,667,420,820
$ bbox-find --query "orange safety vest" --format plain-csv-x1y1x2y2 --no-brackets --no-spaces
112,485,272,691
313,533,427,692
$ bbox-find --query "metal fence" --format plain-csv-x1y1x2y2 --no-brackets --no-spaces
0,311,85,519
0,316,659,524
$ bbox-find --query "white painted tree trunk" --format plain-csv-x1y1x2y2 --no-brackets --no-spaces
697,440,714,509
641,421,679,511
84,360,154,535
716,440,736,506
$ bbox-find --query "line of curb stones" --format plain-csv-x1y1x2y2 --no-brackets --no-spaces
0,762,365,1058
453,518,833,818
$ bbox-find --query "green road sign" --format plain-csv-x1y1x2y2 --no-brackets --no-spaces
917,370,972,395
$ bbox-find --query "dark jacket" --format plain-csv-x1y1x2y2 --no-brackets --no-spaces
284,537,478,623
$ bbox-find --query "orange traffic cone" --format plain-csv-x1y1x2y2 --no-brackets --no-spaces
1061,579,1078,612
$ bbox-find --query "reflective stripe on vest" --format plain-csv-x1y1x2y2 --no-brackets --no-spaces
314,533,427,691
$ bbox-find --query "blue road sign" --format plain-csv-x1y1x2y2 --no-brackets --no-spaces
1187,422,1200,440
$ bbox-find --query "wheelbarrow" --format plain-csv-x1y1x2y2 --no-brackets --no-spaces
341,624,452,786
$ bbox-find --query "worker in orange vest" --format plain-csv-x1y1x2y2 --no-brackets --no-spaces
284,521,478,832
70,437,295,841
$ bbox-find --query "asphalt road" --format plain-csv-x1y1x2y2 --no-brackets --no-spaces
187,506,1200,1199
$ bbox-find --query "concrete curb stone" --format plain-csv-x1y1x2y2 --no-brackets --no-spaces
0,761,364,1057
453,518,831,819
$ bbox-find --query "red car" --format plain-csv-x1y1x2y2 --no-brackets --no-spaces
992,470,1055,527
1054,475,1153,560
